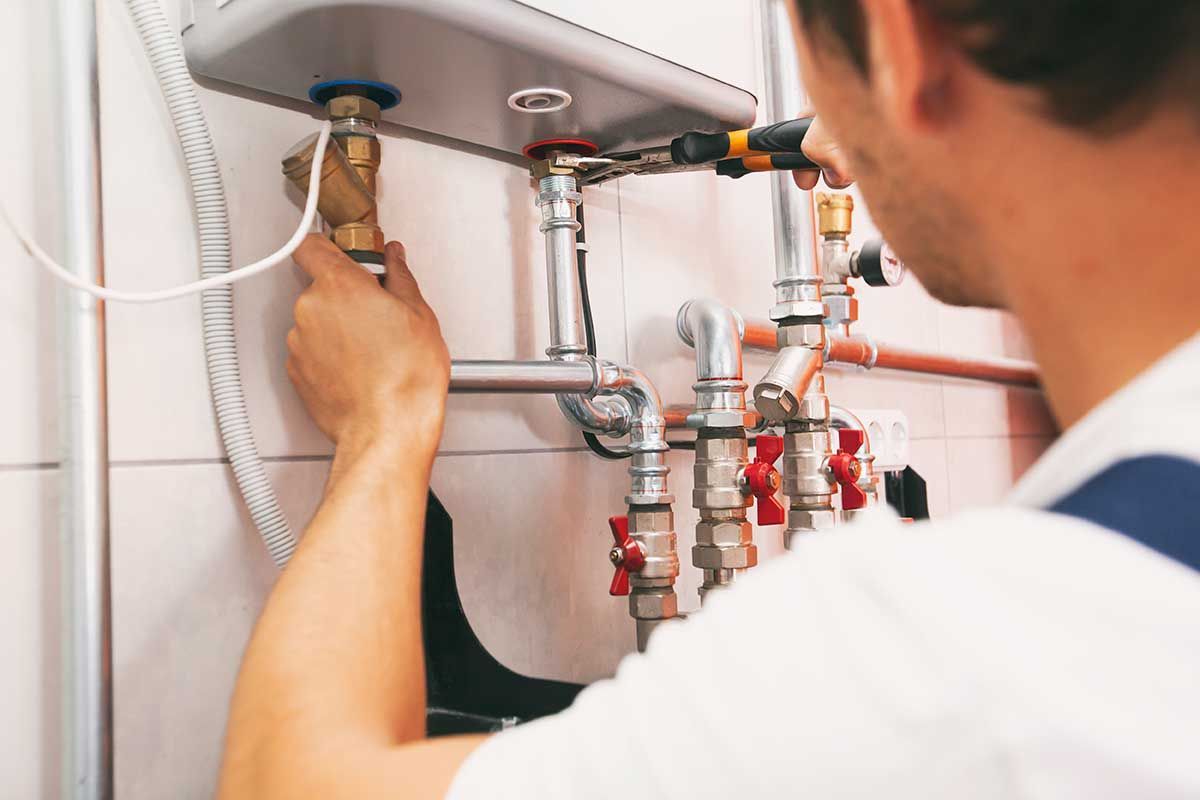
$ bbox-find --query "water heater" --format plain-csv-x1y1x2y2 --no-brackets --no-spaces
181,0,758,156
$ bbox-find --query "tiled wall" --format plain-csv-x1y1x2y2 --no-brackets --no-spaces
0,1,1056,796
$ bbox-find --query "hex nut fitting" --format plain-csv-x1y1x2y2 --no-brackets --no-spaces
789,507,837,532
770,300,828,321
629,588,678,620
326,95,382,123
333,223,385,253
777,324,828,350
692,543,758,570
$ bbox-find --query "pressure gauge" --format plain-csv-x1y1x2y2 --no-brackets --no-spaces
856,239,906,287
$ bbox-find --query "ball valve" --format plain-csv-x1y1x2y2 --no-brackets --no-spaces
827,429,868,511
607,516,646,596
743,435,786,526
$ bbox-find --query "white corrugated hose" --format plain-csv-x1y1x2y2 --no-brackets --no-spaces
122,0,297,565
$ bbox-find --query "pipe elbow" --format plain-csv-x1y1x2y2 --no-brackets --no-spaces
557,392,632,436
676,299,745,382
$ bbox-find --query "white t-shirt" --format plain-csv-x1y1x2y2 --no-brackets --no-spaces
447,334,1200,799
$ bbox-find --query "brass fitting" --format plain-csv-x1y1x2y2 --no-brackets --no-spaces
816,192,854,238
281,132,375,227
326,96,384,256
332,222,385,254
326,95,381,124
281,93,388,266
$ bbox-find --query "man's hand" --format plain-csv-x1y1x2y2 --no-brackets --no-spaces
792,113,855,190
286,235,450,457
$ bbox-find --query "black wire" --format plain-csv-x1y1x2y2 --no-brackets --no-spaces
665,437,761,452
576,203,633,461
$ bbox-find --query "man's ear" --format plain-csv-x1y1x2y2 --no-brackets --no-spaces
861,0,956,132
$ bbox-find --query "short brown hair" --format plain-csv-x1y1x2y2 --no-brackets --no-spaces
793,0,1200,132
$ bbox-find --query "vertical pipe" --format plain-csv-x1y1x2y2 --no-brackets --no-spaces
759,0,818,291
54,0,112,796
759,0,836,548
537,174,587,360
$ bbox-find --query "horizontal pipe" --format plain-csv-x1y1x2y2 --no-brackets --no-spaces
830,337,1040,388
449,360,597,393
742,320,1040,389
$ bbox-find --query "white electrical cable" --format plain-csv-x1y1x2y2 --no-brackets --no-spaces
45,0,308,568
0,121,331,305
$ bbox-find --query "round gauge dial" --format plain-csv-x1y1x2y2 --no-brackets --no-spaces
858,239,906,288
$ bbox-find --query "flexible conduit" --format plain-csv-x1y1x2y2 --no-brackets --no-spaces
123,0,296,565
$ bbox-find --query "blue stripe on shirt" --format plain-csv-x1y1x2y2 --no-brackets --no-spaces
1049,455,1200,573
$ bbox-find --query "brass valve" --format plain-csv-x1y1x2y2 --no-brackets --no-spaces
816,192,854,239
281,93,387,269
281,132,375,227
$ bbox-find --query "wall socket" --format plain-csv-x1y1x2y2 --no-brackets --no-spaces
835,409,910,472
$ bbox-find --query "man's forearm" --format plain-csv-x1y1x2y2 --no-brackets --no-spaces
218,433,432,798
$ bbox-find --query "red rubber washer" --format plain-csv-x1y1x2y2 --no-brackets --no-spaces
522,137,599,161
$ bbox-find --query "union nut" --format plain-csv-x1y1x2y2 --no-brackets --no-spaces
692,542,757,570
789,507,837,532
326,94,382,123
776,323,827,350
629,587,678,621
332,222,385,254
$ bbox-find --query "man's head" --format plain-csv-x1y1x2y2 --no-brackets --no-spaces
789,0,1200,308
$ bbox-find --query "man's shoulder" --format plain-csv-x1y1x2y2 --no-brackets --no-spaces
715,505,1200,650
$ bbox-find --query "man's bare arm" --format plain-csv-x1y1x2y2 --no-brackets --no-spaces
216,236,482,799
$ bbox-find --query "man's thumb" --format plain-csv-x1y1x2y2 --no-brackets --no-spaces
382,240,418,299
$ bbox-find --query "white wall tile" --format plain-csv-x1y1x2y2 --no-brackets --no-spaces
0,469,58,798
0,0,59,467
110,460,325,800
938,306,1057,438
945,436,1054,513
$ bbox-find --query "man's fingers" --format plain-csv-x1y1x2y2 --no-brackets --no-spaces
800,117,855,188
292,233,349,281
793,169,821,190
383,240,423,301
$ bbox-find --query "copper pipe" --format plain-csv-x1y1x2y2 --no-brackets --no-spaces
742,321,778,351
741,320,1039,389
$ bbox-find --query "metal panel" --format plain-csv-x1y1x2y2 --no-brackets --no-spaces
183,0,757,156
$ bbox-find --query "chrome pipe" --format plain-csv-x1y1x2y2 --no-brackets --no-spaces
537,174,587,360
55,0,112,796
449,359,598,393
759,0,820,316
676,299,745,382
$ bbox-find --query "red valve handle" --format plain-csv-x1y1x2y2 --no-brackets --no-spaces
747,435,786,526
829,429,868,511
607,515,645,596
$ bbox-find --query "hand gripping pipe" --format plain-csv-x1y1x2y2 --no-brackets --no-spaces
535,172,678,650
124,0,295,566
676,300,762,601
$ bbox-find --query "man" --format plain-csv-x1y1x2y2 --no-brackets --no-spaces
217,1,1200,797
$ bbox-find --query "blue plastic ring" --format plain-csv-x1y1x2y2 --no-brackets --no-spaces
308,79,402,110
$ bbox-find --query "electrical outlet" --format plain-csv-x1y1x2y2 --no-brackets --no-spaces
835,409,910,472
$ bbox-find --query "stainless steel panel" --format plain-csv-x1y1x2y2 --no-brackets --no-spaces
183,0,757,156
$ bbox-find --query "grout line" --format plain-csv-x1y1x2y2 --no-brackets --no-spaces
0,462,58,473
439,446,591,458
1,435,1054,474
109,454,334,469
909,433,1056,443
